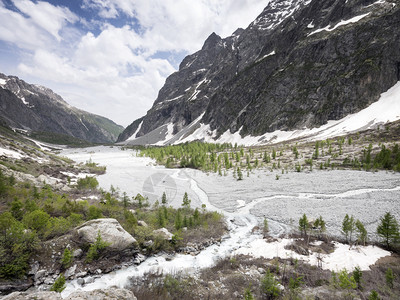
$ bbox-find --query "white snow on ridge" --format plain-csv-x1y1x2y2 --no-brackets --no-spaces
127,120,143,141
309,13,370,36
0,78,6,86
256,51,276,63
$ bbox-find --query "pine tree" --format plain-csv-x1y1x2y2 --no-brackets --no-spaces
314,216,326,238
299,214,309,237
342,214,356,244
377,212,399,248
237,167,243,181
182,192,191,208
175,209,182,230
353,266,363,290
161,192,167,206
385,267,394,289
355,219,367,246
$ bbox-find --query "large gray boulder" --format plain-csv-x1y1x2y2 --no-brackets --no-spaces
66,287,137,300
3,288,137,300
75,218,136,251
153,228,174,240
2,291,62,300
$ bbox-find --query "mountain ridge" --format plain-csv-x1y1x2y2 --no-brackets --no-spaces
118,0,400,145
0,73,124,144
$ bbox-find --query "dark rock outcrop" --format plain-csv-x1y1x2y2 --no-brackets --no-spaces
119,0,400,144
0,73,124,143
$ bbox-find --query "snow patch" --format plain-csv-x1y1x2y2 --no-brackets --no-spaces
79,118,89,131
188,78,208,101
127,121,144,141
234,238,390,272
0,78,6,86
307,21,315,29
0,147,24,159
256,51,276,63
309,13,370,36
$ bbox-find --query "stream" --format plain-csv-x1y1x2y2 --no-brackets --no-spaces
61,146,400,297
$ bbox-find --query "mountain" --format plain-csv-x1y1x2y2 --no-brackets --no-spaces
118,0,400,146
0,73,124,144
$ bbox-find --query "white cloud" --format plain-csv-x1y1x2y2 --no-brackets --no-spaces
12,0,78,41
2,0,270,127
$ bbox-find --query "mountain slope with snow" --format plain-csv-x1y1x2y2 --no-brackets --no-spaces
0,73,124,143
119,0,400,146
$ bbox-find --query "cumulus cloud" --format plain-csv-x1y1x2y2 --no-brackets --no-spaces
1,0,270,126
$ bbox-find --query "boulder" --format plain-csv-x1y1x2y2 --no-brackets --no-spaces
2,288,137,300
64,264,77,279
34,269,46,284
153,228,173,240
137,220,148,227
74,218,136,251
73,248,83,258
2,291,62,300
66,287,137,300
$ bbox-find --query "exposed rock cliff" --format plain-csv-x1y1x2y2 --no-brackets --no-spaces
118,0,400,145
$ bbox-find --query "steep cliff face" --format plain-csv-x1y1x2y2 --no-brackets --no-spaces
119,0,400,145
0,74,124,143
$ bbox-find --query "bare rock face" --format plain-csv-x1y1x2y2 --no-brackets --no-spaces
74,218,136,251
119,0,400,145
3,288,137,300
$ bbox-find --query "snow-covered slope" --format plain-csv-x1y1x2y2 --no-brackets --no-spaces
123,81,400,146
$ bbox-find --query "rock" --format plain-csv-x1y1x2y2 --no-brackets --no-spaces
73,248,83,258
64,264,77,279
34,269,46,284
75,271,88,278
129,209,136,214
143,240,153,247
133,253,146,265
28,262,39,275
75,218,136,251
137,220,148,227
258,267,266,274
2,288,137,300
153,228,173,240
84,277,94,284
77,278,85,286
43,277,54,285
66,287,137,300
2,291,62,300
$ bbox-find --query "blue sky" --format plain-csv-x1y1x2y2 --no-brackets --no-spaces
0,0,269,126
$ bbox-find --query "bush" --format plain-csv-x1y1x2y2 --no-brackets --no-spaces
76,176,98,190
22,209,50,235
51,274,66,292
260,269,281,299
61,248,72,269
85,231,110,263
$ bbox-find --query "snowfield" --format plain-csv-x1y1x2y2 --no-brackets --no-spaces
61,146,399,297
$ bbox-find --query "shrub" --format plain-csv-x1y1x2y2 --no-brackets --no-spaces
260,269,281,299
51,274,66,292
61,248,73,269
85,231,110,263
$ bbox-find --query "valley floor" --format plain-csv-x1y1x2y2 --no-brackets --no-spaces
61,146,400,298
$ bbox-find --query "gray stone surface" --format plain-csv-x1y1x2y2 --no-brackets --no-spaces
75,218,136,251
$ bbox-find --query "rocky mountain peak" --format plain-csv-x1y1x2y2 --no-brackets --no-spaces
118,0,400,146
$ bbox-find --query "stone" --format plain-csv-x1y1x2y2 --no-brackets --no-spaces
64,264,77,279
84,277,94,284
137,220,148,227
73,248,83,258
143,240,153,247
152,228,173,240
75,218,136,251
66,287,137,300
77,278,85,286
28,262,39,275
2,291,62,300
34,270,46,284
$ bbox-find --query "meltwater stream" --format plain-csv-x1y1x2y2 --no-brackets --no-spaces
61,146,400,297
